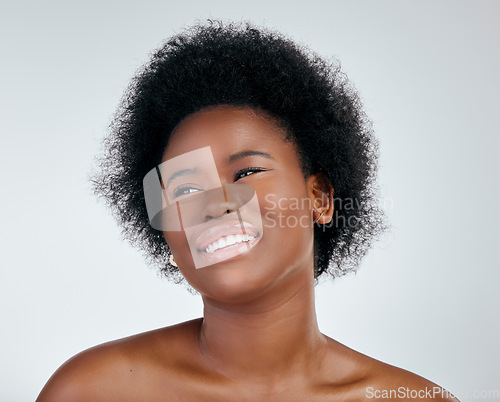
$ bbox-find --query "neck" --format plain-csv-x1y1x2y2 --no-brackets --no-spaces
197,269,328,383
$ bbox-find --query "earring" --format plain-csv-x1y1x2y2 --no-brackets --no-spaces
169,254,178,267
313,211,324,224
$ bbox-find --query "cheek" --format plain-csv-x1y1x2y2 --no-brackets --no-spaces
255,185,315,277
163,230,204,286
258,180,314,250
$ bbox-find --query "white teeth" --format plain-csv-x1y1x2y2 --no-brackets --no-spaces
217,238,227,249
226,235,236,246
204,234,256,253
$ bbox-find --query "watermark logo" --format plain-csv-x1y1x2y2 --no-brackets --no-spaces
366,386,500,400
143,146,263,269
143,146,394,268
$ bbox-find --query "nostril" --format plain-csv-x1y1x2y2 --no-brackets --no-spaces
205,209,233,221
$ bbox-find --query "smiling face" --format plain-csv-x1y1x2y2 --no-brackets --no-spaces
160,106,328,303
150,145,264,269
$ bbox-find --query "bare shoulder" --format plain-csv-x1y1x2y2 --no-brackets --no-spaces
365,360,459,401
321,337,459,401
36,318,203,402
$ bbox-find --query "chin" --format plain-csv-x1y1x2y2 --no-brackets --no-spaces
171,227,310,303
192,255,273,303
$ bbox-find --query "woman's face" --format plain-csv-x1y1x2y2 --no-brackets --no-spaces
161,106,324,303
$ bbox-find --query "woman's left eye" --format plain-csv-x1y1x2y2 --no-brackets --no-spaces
234,167,265,181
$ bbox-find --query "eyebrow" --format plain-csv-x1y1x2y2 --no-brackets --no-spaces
162,167,198,189
228,150,275,163
161,151,273,188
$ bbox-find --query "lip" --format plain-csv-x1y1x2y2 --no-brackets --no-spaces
197,234,260,265
195,219,259,250
191,218,261,265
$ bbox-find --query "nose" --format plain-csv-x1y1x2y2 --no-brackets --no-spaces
178,184,256,228
200,185,239,222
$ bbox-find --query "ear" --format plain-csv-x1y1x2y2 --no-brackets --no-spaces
307,173,334,225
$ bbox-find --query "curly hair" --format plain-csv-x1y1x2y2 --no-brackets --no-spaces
92,20,387,285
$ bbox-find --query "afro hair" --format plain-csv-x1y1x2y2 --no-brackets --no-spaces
92,20,387,285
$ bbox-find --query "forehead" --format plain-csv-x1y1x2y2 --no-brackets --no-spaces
162,106,291,162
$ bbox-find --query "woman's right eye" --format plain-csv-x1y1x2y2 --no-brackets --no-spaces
172,185,202,198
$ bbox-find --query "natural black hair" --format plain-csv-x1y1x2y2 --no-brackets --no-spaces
92,20,386,285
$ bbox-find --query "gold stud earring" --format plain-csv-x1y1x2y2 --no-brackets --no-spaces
169,254,178,267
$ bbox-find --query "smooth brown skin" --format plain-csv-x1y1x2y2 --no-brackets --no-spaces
38,107,458,401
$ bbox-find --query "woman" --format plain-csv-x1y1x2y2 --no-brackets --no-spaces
37,21,457,401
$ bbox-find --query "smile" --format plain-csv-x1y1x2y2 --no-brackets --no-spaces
192,219,261,265
203,233,257,253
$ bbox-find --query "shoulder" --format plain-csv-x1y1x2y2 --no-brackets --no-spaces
321,337,459,401
36,318,203,402
364,361,459,401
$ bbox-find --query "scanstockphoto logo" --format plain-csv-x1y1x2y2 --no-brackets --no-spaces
455,389,500,400
263,194,394,230
366,387,452,399
365,386,500,400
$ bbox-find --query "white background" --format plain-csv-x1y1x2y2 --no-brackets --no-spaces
1,1,499,401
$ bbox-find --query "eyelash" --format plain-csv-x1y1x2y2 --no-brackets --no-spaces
172,184,201,198
171,167,266,198
233,167,266,181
